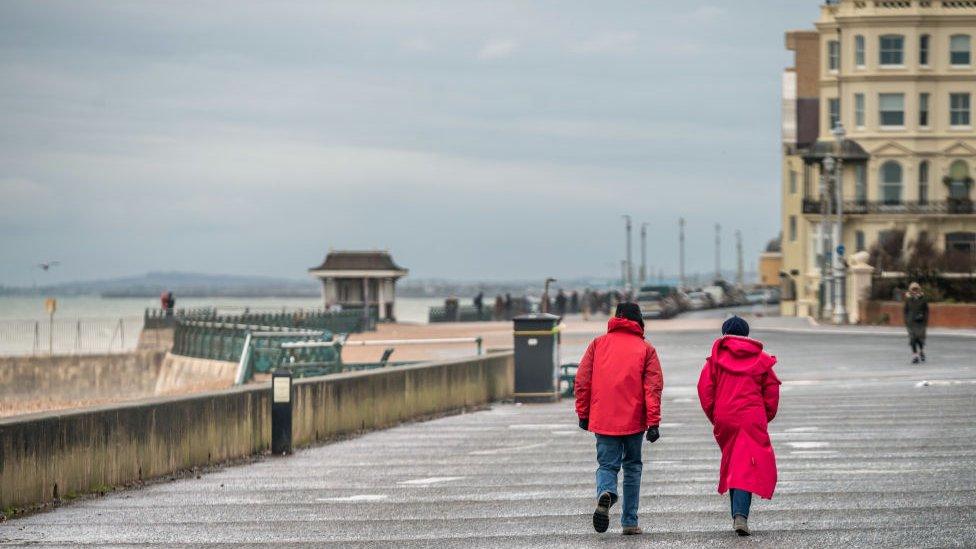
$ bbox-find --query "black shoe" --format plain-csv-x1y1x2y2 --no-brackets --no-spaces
593,492,615,533
920,352,926,362
912,356,920,364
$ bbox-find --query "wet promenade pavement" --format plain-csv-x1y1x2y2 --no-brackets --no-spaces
3,330,975,547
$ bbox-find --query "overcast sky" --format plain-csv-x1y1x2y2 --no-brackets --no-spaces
0,1,820,285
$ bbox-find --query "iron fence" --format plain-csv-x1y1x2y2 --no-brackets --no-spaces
802,198,975,215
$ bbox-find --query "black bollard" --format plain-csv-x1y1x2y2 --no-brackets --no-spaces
271,371,293,455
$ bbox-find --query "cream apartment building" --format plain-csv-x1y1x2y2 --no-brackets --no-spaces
781,0,976,318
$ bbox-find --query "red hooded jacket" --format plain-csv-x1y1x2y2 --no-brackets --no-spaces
575,317,663,436
697,335,781,499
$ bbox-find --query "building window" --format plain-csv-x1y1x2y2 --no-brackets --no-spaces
789,215,797,242
828,97,840,129
789,169,797,194
945,232,976,253
950,34,971,66
879,35,904,65
919,34,930,66
855,35,865,67
881,161,903,205
918,160,929,205
855,164,867,203
854,93,865,127
948,160,971,200
919,93,929,127
828,40,840,71
879,93,904,127
855,230,866,252
950,93,971,126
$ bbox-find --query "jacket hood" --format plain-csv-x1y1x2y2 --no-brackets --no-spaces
709,335,776,375
608,317,644,337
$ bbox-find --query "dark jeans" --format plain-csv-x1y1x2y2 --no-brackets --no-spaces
595,433,643,527
730,488,752,518
910,336,925,353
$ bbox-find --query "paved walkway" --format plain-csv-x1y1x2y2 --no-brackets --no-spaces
3,330,975,547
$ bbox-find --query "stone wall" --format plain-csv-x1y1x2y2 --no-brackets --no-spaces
859,301,976,328
0,352,514,510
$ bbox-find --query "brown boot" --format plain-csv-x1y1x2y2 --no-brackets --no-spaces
733,515,750,536
621,526,643,535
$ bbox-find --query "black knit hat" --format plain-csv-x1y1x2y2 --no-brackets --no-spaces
721,315,750,337
615,302,644,329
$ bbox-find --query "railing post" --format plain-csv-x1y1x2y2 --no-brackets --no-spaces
476,336,483,356
33,321,39,355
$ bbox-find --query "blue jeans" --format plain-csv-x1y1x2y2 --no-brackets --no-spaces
595,433,643,527
730,488,752,518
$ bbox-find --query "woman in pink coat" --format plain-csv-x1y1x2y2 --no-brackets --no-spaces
697,316,780,536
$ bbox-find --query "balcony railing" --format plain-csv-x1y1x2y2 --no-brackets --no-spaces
801,198,974,215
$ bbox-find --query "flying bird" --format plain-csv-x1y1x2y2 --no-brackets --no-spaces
36,261,61,271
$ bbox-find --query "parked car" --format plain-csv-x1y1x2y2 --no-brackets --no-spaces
637,285,684,319
686,291,712,310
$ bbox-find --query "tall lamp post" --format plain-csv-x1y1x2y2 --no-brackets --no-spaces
622,214,633,292
821,156,835,320
832,122,849,324
640,222,648,284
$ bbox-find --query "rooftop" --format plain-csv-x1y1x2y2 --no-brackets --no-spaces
309,250,408,273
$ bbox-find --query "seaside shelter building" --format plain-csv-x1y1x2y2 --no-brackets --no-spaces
309,250,408,321
780,0,976,318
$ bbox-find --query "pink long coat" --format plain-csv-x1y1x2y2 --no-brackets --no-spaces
697,335,781,499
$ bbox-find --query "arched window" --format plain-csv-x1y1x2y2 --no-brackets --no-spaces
948,160,971,200
918,161,929,205
950,34,971,66
881,161,903,205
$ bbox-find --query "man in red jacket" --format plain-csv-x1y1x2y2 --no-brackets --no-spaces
575,302,664,535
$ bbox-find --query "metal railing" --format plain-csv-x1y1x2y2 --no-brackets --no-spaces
802,198,974,215
0,317,142,356
428,305,495,323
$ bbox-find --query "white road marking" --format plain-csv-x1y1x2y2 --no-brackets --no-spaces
787,441,830,449
508,424,566,430
470,443,547,455
790,450,839,456
785,427,820,433
316,494,389,502
397,476,465,486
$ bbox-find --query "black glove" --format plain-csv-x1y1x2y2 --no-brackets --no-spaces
579,418,589,431
645,426,659,443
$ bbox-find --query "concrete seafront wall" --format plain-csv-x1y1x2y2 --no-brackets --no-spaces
0,352,514,510
0,352,238,417
859,300,976,328
0,351,166,406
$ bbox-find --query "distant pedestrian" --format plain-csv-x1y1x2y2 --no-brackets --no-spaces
555,290,568,317
473,292,484,319
904,282,929,364
164,290,176,317
575,303,663,536
697,316,781,537
581,289,592,320
493,295,504,321
570,290,580,314
504,293,513,320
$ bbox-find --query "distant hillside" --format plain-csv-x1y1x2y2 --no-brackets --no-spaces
0,271,320,298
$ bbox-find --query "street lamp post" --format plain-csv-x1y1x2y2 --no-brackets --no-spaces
832,123,849,324
640,222,648,284
622,215,633,292
678,217,686,290
821,156,835,320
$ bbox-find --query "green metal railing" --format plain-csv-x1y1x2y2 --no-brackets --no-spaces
428,305,494,323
